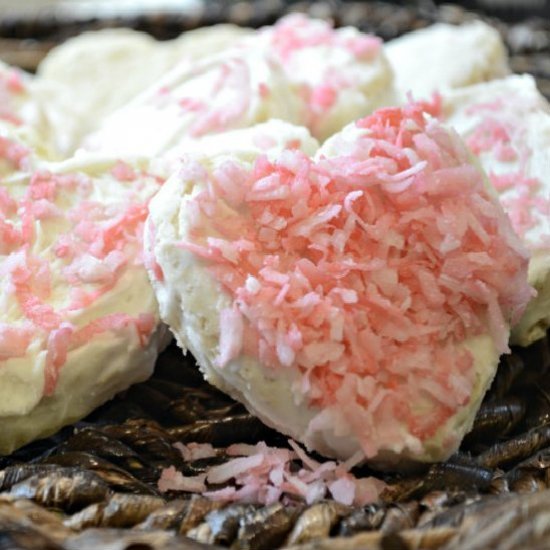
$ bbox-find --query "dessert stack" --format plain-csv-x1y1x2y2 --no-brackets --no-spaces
0,3,550,549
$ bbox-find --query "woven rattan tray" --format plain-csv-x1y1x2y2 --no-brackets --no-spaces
1,2,550,549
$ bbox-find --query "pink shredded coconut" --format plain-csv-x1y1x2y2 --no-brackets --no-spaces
111,160,137,182
44,323,74,395
158,467,207,493
496,172,548,242
0,324,32,360
174,442,217,461
4,68,25,94
179,103,532,458
150,55,261,139
159,440,385,506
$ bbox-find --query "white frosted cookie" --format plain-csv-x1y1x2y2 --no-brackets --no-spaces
36,26,251,156
0,141,167,454
441,75,550,346
385,21,510,101
63,15,393,154
257,14,395,141
36,29,168,157
146,106,532,467
83,46,302,157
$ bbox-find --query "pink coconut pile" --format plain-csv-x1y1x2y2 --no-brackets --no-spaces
159,441,385,506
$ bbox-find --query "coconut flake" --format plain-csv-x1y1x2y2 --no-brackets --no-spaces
174,442,217,461
158,467,207,493
159,439,384,507
207,454,265,484
0,324,32,361
216,307,244,367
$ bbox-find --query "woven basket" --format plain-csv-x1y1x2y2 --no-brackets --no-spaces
1,2,550,549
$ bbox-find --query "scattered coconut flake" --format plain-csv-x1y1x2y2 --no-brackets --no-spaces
0,324,32,361
158,439,385,507
174,442,217,462
216,307,244,367
111,160,137,182
158,466,207,493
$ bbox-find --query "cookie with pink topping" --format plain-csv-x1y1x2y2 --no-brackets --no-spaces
439,75,550,346
257,14,395,141
0,145,167,454
146,104,532,467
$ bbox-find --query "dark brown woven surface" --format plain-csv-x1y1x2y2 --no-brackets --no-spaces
1,0,550,98
1,2,550,549
2,334,550,549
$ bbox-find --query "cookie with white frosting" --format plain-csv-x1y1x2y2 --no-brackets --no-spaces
146,106,532,467
36,26,252,155
80,14,395,156
257,14,395,141
386,21,509,101
441,75,550,346
83,45,303,157
0,141,167,454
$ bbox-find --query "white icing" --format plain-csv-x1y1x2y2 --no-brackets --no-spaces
154,119,320,178
385,21,510,101
0,60,56,159
36,25,252,156
82,46,303,157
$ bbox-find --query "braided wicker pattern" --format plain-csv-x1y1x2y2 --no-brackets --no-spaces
1,333,549,549
1,3,550,549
